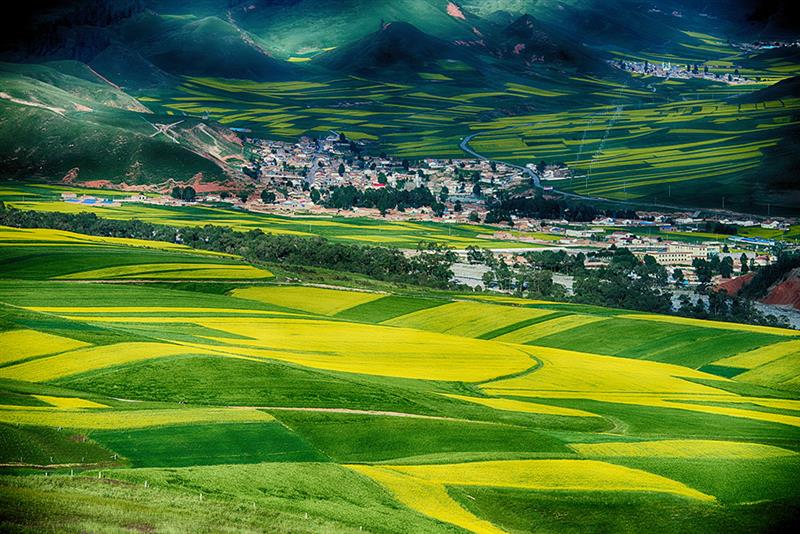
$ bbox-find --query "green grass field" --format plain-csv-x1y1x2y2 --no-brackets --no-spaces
1,215,799,532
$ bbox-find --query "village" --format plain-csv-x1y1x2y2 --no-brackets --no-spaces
60,131,797,291
609,58,755,84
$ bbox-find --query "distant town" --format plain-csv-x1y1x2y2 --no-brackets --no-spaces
61,130,798,294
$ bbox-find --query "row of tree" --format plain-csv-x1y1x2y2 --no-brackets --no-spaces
484,191,637,224
321,185,444,215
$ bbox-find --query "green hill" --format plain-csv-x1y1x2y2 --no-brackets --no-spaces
0,62,243,184
0,222,798,531
115,12,295,82
317,20,474,74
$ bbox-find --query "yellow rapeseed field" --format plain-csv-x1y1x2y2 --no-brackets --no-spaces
494,315,607,344
29,307,299,316
0,329,90,365
32,395,109,409
570,439,798,459
0,342,218,382
735,353,800,392
715,339,800,369
442,393,599,418
350,459,712,532
348,465,506,534
480,346,800,427
0,406,274,429
56,263,272,280
619,314,799,336
483,346,721,396
186,318,536,381
383,301,553,338
381,460,713,499
0,225,231,256
231,286,384,315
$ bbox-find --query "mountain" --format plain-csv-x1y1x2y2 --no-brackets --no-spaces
1,4,294,84
735,75,800,103
317,21,472,74
228,0,481,59
485,13,608,72
114,12,294,82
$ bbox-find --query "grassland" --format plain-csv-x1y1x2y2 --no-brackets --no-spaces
1,228,799,532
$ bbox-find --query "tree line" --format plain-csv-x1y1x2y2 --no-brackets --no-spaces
484,191,637,224
320,184,444,216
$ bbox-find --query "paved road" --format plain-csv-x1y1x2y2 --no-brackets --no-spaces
460,131,540,188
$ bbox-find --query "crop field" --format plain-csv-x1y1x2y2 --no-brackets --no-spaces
466,96,800,212
2,187,538,249
1,231,799,532
231,285,384,315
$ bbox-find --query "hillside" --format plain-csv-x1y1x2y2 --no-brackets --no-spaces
0,219,799,531
317,21,473,74
0,0,798,209
486,13,608,72
0,63,245,185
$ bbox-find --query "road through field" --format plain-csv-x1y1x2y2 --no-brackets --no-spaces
459,129,711,213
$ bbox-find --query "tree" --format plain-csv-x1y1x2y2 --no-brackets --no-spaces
720,256,734,278
468,211,480,222
472,183,482,197
182,187,196,202
740,253,749,274
260,190,277,204
171,186,183,200
377,171,387,185
466,245,486,265
693,258,713,288
432,202,446,217
453,200,463,212
439,186,449,203
337,163,345,176
672,268,685,286
310,188,321,204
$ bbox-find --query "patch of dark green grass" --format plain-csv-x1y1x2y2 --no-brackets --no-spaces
478,312,565,340
90,422,327,467
533,318,785,368
449,487,800,534
0,424,117,467
334,295,447,323
271,411,571,462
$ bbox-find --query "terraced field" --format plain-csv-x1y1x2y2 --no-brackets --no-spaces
1,229,799,532
466,96,800,212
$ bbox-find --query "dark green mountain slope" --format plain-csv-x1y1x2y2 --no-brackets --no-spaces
0,63,243,184
316,21,473,74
